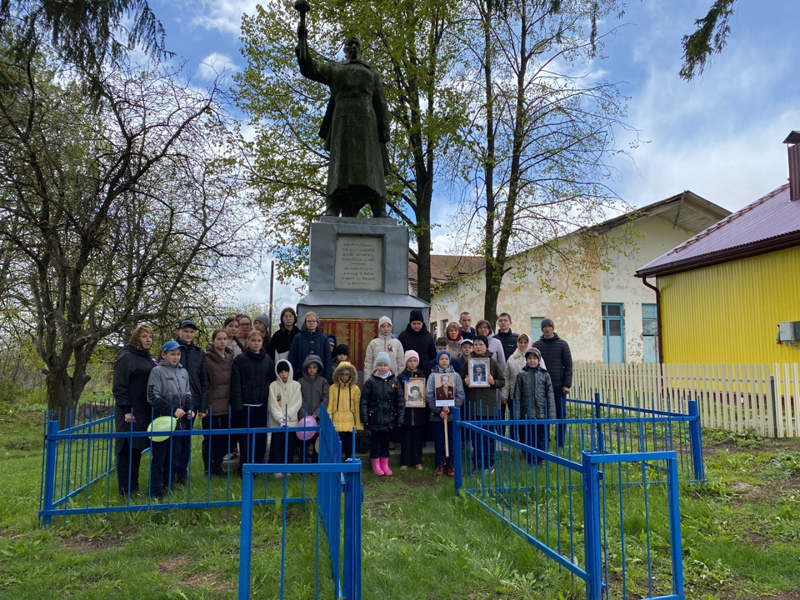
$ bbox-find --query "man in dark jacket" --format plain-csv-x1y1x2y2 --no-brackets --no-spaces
398,309,436,377
173,318,209,484
532,318,572,450
494,313,519,361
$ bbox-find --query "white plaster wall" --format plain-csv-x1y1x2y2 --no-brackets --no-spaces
599,216,701,362
431,213,703,363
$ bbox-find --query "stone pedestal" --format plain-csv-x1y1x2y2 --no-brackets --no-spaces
297,217,429,375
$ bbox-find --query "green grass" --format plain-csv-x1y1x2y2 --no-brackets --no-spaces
1,403,799,599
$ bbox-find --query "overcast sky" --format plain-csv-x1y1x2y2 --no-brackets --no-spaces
151,0,800,308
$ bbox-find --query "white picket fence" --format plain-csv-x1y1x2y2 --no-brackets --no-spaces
572,362,800,438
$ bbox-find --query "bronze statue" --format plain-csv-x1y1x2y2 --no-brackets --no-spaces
295,1,390,218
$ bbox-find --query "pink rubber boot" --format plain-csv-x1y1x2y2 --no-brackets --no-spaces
380,457,393,476
371,458,385,476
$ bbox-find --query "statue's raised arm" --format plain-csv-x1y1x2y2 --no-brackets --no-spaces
293,2,390,218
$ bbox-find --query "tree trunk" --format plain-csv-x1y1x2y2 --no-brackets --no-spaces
45,368,84,427
416,225,432,303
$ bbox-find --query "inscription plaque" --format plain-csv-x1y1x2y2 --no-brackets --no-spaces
335,235,383,290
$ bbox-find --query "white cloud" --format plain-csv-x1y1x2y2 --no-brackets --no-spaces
190,0,259,36
197,52,239,81
611,10,799,213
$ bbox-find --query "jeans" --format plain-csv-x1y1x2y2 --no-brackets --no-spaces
171,416,194,480
471,408,498,471
149,439,173,496
554,388,566,448
518,419,549,463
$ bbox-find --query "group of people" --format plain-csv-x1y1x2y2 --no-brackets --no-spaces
112,306,573,497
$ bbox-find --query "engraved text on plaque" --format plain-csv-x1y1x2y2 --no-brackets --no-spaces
335,235,383,290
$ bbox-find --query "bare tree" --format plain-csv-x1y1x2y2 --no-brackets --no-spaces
0,50,257,415
451,0,631,325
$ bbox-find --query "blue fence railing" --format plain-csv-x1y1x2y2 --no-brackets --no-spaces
453,396,696,600
563,393,705,483
39,403,325,524
238,408,362,600
39,403,362,599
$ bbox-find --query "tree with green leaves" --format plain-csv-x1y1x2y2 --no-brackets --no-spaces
0,46,257,415
236,0,469,300
451,0,631,326
680,0,737,80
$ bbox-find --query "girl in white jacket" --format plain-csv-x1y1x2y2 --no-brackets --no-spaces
363,316,405,376
267,359,303,473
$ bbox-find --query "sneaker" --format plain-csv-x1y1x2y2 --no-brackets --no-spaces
174,475,188,486
434,466,444,476
399,465,409,471
447,467,455,477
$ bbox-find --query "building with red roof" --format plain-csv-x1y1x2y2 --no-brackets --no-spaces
635,132,800,364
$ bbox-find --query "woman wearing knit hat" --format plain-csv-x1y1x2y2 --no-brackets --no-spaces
398,309,436,377
364,315,405,376
398,350,427,470
360,351,404,476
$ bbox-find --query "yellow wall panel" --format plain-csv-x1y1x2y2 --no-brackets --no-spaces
659,246,800,364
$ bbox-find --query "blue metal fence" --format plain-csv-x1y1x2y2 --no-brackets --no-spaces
39,403,362,599
238,408,362,600
39,403,325,524
453,394,698,600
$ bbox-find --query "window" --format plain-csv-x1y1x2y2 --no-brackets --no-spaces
530,317,545,341
602,303,624,363
642,304,658,363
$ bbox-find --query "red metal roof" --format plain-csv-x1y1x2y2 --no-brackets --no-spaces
637,183,800,276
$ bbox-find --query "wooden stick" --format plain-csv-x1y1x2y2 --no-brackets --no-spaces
444,413,449,458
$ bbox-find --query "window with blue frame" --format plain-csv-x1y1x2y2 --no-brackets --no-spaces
530,317,544,341
602,303,624,363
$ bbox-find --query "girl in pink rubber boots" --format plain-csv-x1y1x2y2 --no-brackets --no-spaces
360,352,404,476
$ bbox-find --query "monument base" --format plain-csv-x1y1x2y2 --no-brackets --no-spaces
297,216,429,376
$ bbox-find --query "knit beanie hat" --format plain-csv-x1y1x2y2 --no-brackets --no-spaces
378,316,393,329
333,343,349,357
436,349,451,363
409,309,425,324
254,314,270,327
474,334,489,346
525,347,542,359
541,318,555,330
375,351,391,366
404,350,419,364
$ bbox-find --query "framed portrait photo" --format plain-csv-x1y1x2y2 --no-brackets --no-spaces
468,358,490,388
405,378,426,408
433,373,456,407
